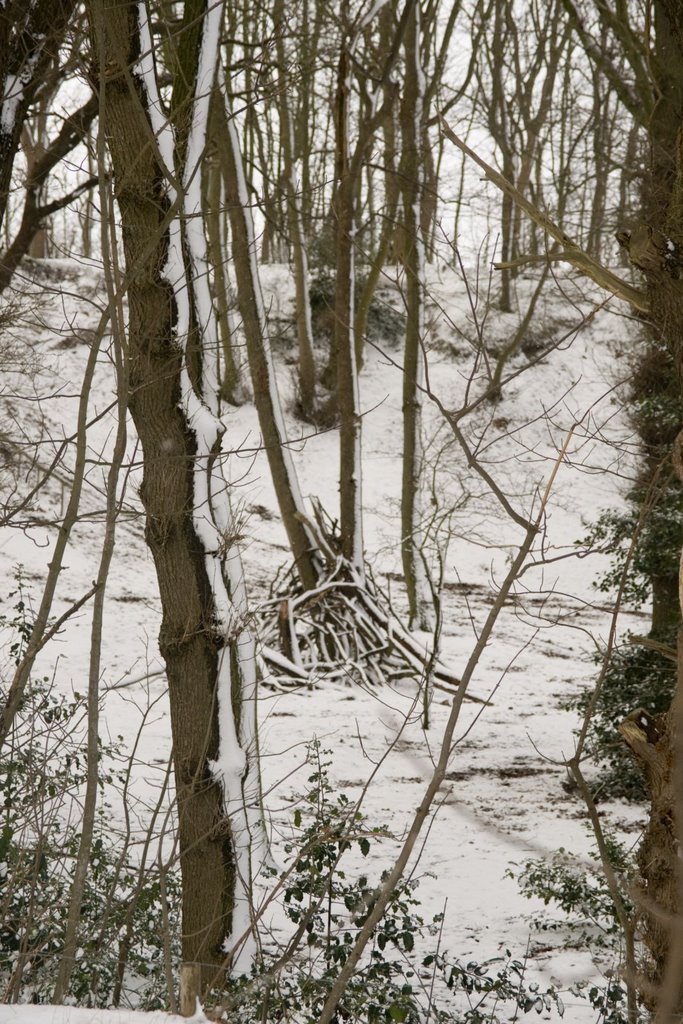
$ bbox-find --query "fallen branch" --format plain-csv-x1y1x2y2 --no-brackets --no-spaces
439,116,649,313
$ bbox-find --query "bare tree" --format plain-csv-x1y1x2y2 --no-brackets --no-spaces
84,0,264,987
0,93,97,294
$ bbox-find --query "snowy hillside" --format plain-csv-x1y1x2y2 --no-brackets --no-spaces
0,257,646,1020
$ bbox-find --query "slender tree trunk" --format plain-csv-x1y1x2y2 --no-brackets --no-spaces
333,47,364,574
219,86,322,591
587,58,608,258
204,113,241,404
354,1,401,365
22,124,48,259
400,0,432,629
274,0,317,421
331,1,410,570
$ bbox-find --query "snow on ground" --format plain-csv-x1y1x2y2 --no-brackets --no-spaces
0,1007,210,1024
0,257,646,1019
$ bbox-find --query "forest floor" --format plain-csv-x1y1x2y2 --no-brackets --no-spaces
0,257,647,1022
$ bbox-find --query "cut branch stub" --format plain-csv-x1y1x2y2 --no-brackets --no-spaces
616,223,683,280
619,707,667,786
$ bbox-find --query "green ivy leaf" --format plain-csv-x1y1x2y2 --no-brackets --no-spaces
388,1003,409,1021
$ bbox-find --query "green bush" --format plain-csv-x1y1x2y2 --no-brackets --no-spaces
309,270,406,345
570,632,676,799
584,493,683,610
573,332,683,797
223,745,563,1023
577,457,681,798
510,840,635,1024
0,573,181,1007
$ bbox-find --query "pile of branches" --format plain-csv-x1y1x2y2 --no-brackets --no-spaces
256,511,482,701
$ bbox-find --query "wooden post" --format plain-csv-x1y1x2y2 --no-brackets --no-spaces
180,961,202,1018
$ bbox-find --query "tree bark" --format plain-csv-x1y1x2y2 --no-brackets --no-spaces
399,0,432,629
86,0,243,985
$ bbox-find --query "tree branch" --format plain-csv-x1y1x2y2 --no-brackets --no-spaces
440,117,649,312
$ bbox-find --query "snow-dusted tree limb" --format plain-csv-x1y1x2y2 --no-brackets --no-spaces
439,117,649,312
217,67,323,593
83,0,268,985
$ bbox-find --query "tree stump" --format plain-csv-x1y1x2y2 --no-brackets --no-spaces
180,961,202,1018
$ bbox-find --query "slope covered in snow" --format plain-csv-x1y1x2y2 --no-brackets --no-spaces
0,257,646,1019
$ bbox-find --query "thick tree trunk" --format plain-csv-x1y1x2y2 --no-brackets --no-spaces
619,686,683,1015
653,575,682,634
87,0,243,985
617,4,683,1007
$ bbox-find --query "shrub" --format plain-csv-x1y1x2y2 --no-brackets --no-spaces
221,745,563,1023
0,572,181,1007
510,840,635,1024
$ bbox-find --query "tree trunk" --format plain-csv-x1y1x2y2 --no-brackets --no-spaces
354,1,401,366
619,690,682,1015
399,0,432,629
333,47,365,574
617,4,683,1010
87,0,252,986
274,0,318,421
204,113,241,404
219,87,322,591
